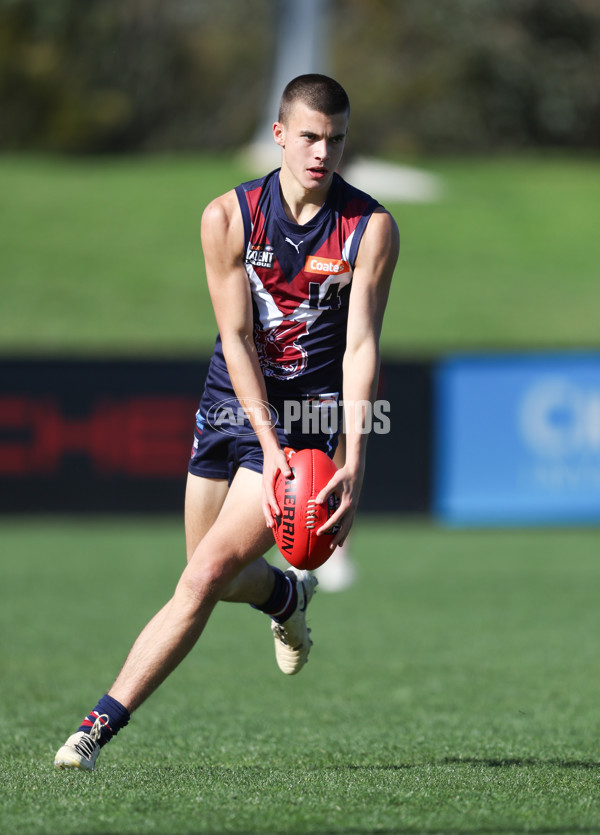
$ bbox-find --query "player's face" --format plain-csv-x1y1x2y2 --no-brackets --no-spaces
274,102,349,193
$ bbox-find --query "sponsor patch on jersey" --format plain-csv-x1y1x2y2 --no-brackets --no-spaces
246,243,274,269
304,255,350,275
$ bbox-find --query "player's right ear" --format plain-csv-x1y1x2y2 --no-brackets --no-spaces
272,121,285,148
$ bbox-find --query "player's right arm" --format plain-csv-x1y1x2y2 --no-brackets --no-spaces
200,192,291,523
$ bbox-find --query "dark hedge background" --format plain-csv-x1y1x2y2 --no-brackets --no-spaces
1,0,599,154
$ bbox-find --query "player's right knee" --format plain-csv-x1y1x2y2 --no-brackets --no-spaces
177,554,238,609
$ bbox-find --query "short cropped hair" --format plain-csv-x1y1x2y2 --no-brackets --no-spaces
278,74,350,124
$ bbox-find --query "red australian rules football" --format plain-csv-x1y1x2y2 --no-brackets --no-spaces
272,448,340,571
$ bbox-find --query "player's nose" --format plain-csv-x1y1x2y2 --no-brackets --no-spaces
314,139,329,161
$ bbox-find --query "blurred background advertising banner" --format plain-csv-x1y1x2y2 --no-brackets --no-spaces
0,359,432,515
435,354,600,525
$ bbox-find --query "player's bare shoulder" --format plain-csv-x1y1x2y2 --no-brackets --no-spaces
354,206,400,284
200,189,244,261
363,207,399,261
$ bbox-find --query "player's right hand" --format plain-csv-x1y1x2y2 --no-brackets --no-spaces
262,446,292,528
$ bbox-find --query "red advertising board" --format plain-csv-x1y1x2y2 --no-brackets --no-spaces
0,359,431,514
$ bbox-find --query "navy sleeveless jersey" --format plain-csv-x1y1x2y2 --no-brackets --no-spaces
204,169,380,401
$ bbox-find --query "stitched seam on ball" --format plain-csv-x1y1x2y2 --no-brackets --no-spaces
309,449,316,552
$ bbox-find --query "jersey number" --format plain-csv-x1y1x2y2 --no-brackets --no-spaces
309,282,342,310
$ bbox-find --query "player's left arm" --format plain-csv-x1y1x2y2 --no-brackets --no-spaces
316,208,399,545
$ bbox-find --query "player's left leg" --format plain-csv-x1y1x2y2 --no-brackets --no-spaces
184,464,315,674
212,468,318,676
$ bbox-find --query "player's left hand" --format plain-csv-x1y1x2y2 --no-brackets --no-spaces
314,464,363,549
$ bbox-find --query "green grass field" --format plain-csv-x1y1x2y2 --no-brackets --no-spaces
1,153,600,355
2,519,600,834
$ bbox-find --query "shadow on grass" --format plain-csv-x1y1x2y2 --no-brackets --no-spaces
87,761,600,834
141,827,600,835
126,758,600,774
295,830,600,835
211,760,600,835
442,756,600,769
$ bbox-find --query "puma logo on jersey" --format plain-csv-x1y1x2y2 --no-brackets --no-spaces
305,255,350,275
285,237,303,253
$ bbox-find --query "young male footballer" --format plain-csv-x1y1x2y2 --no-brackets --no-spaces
55,74,399,770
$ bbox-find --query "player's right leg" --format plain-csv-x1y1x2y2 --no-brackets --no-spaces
54,421,315,771
55,467,274,771
184,472,229,561
108,468,277,710
184,470,280,607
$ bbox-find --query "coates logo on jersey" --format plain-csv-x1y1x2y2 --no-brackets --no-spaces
255,320,308,380
304,256,350,275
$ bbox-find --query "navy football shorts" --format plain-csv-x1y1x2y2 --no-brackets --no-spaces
188,389,339,484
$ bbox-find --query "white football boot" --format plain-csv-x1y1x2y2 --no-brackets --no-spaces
54,713,107,771
271,569,318,675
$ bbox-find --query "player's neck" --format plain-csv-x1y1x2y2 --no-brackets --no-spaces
278,166,331,226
